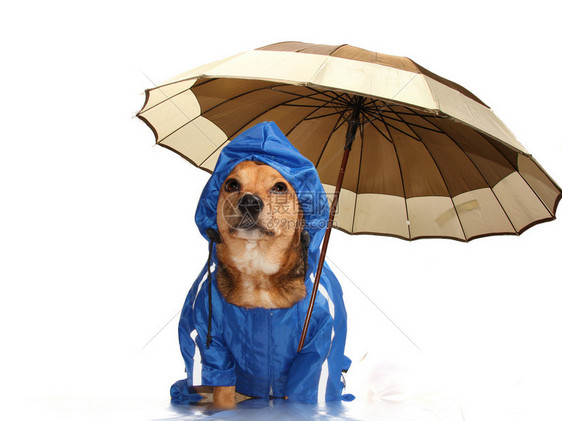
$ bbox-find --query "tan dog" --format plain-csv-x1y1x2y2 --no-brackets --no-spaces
211,160,307,408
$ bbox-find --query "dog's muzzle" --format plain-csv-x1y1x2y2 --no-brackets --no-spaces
237,194,263,229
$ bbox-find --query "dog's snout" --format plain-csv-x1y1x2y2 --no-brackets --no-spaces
237,194,263,230
238,194,263,216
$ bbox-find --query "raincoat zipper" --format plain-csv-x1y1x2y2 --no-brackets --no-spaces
268,310,273,397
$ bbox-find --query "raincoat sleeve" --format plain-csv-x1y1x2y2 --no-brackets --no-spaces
177,265,207,386
284,305,333,403
172,266,208,405
192,280,237,387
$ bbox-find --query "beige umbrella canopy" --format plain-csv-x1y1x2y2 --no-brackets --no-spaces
137,41,561,242
137,41,561,350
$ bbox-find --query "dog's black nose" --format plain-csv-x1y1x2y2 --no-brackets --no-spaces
237,194,263,227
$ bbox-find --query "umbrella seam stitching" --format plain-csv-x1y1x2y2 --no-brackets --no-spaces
139,85,193,115
419,75,440,110
350,124,364,233
515,171,554,218
485,143,555,219
416,133,468,241
381,118,412,240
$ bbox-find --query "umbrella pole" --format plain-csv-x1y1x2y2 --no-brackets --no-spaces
297,101,362,352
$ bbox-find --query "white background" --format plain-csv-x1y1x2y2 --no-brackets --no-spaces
1,1,561,420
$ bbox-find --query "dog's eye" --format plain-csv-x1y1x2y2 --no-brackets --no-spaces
272,182,287,194
224,178,240,192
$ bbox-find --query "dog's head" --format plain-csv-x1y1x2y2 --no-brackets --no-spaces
215,160,307,308
217,160,303,246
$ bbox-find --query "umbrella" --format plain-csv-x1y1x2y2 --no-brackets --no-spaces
136,41,562,350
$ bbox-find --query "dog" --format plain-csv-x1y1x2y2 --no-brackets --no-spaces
171,122,350,408
210,160,307,408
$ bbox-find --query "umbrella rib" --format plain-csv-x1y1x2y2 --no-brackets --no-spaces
400,107,448,133
366,119,393,143
274,100,336,128
314,113,345,169
200,89,345,167
305,86,341,101
200,82,290,114
271,86,339,102
386,109,433,117
285,104,338,138
235,89,342,124
190,77,216,88
376,105,443,133
283,103,332,108
379,112,445,134
285,112,347,196
199,81,332,121
274,88,337,103
283,90,348,112
303,110,344,121
385,108,439,118
230,92,342,144
381,110,422,142
335,114,348,131
381,118,412,240
377,117,422,142
219,101,316,143
197,86,308,167
199,94,338,168
359,98,400,127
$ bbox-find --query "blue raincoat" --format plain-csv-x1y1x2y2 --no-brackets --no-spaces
170,121,353,404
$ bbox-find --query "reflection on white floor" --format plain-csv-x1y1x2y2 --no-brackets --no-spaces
31,385,463,421
19,297,465,421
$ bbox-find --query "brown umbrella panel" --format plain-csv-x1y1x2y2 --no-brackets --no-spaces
137,42,562,242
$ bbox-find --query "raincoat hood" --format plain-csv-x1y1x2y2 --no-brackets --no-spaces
195,121,329,254
171,121,352,404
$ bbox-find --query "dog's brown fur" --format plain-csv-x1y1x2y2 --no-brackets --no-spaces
211,160,306,407
216,161,306,309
